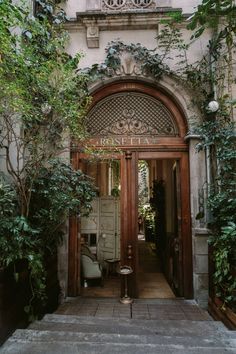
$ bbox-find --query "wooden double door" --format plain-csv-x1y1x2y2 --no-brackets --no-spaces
68,149,193,299
120,150,192,299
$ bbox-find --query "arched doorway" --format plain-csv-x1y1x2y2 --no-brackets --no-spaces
68,81,193,299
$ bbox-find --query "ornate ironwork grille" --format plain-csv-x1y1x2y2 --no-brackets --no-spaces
86,92,179,137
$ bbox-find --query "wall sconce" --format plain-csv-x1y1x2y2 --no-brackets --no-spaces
206,100,219,113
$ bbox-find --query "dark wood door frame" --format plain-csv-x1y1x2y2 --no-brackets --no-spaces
68,151,80,296
138,151,193,299
120,150,139,298
68,149,193,299
68,81,193,299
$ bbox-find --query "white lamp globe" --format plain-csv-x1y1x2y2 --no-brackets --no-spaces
207,100,219,113
41,102,52,115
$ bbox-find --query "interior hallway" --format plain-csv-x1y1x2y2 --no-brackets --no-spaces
81,237,175,299
138,239,175,299
55,240,210,323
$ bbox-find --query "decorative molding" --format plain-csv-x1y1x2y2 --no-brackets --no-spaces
86,26,99,48
71,6,182,48
86,0,172,11
107,51,144,77
99,117,173,135
125,151,132,159
103,0,127,10
102,0,155,11
132,0,154,8
76,12,162,30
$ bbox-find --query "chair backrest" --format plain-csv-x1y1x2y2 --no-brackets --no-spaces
81,254,101,279
81,245,96,261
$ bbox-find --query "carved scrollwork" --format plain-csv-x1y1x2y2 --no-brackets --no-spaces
102,0,154,10
103,0,127,9
99,117,174,136
132,0,153,7
105,53,144,77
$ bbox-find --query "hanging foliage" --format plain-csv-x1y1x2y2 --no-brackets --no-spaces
0,0,95,319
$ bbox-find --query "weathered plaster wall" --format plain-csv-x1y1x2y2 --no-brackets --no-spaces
172,0,202,14
66,25,210,72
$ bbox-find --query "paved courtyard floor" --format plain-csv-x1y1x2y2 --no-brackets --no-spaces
56,298,212,321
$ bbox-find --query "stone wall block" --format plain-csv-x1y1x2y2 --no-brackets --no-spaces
195,255,208,274
86,0,101,11
87,26,100,48
194,274,209,290
155,0,171,7
194,236,208,255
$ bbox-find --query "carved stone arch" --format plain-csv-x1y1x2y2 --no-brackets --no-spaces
88,80,189,139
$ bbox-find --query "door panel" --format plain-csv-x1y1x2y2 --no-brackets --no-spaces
179,153,193,298
137,151,192,299
99,197,120,260
120,151,138,298
81,215,99,231
80,196,120,261
170,161,184,296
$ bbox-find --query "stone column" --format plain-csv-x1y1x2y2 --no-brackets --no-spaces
187,135,209,308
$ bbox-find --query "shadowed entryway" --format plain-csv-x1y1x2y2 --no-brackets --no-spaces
79,238,175,299
138,238,175,299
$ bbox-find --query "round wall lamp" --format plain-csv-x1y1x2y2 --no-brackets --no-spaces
206,100,220,113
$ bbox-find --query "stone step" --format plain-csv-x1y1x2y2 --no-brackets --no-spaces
29,318,232,339
1,298,234,354
5,328,236,348
30,319,229,337
38,313,228,335
1,335,236,354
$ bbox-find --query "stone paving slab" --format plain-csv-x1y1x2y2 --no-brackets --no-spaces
56,297,212,321
41,314,228,333
29,319,231,338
